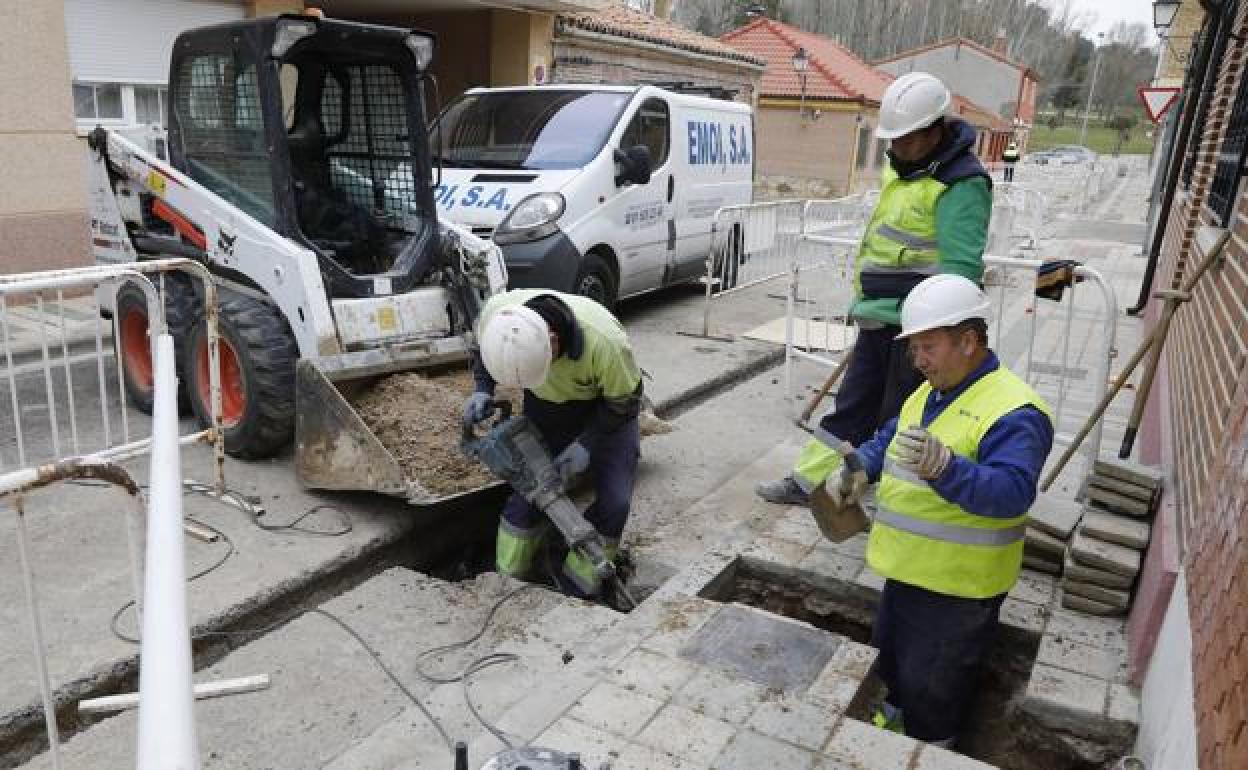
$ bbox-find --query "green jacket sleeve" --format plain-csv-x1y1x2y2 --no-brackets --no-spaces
935,176,991,284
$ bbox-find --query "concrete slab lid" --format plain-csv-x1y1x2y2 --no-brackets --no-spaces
678,603,841,692
742,317,857,351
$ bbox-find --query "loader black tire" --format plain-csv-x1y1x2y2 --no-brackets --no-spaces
575,251,618,310
185,292,297,460
116,276,199,415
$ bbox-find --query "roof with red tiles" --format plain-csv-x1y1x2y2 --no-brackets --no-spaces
556,3,766,68
873,37,1039,80
719,17,891,102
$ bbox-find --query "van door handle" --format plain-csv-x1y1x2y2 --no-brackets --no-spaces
667,175,675,203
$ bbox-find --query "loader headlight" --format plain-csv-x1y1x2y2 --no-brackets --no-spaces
493,193,565,245
405,33,435,71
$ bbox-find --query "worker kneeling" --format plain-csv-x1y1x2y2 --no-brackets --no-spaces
816,275,1054,747
466,289,642,600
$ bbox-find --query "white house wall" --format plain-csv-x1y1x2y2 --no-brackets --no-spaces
877,45,1021,121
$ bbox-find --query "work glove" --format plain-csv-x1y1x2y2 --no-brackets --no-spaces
463,391,496,426
894,427,953,480
552,441,591,487
825,460,868,509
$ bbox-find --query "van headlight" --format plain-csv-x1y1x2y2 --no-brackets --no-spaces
493,193,565,245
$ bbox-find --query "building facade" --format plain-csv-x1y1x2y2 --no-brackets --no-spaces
1,0,758,274
1131,1,1248,768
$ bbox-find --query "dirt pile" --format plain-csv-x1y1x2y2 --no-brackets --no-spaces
350,369,519,497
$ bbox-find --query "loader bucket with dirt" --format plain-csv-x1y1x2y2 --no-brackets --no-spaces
294,359,505,506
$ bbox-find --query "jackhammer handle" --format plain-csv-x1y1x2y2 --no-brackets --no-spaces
461,399,514,446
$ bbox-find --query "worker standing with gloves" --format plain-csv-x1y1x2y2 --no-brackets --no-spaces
756,71,992,507
464,289,642,600
819,275,1054,748
1002,141,1020,182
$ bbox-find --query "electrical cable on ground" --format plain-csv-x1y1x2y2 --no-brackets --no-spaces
315,585,537,753
107,480,353,644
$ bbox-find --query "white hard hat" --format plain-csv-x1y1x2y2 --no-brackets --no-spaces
479,305,551,388
876,72,951,140
897,274,991,339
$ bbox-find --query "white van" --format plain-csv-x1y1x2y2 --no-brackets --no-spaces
429,85,754,306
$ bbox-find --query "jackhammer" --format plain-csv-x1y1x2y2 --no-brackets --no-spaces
462,402,636,610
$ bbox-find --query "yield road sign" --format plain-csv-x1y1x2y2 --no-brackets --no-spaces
1138,87,1181,123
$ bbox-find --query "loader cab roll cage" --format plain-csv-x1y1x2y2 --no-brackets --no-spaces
166,15,441,299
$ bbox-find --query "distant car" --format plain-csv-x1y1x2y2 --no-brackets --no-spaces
1051,145,1098,165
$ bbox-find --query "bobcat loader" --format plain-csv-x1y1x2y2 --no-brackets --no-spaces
87,13,508,504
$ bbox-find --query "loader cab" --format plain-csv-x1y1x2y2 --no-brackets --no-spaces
166,15,440,299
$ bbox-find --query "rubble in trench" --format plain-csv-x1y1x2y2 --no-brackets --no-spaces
349,369,676,497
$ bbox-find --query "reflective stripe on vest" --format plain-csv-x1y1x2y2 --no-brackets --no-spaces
875,223,940,251
867,366,1053,598
874,503,1026,546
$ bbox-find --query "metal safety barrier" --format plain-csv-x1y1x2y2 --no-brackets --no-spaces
0,259,223,481
0,260,223,767
701,197,873,337
994,184,1048,249
784,254,1118,464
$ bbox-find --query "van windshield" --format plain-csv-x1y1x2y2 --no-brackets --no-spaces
431,90,631,170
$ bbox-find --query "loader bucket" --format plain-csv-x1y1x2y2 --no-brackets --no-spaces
294,358,502,506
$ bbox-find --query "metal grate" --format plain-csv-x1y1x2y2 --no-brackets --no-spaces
175,54,274,225
322,64,416,221
1210,45,1248,225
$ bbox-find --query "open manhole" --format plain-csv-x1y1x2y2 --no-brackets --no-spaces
700,557,1110,770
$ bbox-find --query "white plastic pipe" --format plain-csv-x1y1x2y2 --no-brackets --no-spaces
135,334,200,770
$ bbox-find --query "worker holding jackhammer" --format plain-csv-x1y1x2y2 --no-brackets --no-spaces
756,72,991,507
464,289,642,599
817,275,1054,747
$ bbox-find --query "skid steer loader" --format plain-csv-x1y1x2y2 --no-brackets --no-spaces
86,14,508,504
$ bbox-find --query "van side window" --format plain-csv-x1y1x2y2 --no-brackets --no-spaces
620,98,669,168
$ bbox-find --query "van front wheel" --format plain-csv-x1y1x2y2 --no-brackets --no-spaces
575,252,617,309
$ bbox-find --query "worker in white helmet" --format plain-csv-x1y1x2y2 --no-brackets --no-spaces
821,274,1054,747
1002,140,1020,182
465,289,642,599
757,71,993,508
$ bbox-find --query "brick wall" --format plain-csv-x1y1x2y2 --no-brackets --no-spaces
1152,5,1248,768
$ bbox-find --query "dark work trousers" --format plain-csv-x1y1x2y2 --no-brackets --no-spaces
871,579,1007,742
1003,163,1016,182
501,393,640,546
817,324,924,447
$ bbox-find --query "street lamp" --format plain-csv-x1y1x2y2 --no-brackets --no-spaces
792,46,810,120
1079,32,1105,148
1153,1,1181,34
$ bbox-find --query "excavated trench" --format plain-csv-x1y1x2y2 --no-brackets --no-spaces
704,558,1109,770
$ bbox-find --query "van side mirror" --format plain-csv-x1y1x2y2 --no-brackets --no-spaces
614,145,653,187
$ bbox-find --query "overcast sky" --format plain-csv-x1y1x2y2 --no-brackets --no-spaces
1066,0,1159,43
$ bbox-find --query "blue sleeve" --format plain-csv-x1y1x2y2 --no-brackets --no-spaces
928,406,1055,519
471,351,496,394
856,417,899,483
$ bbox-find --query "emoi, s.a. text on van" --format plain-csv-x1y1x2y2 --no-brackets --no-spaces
428,85,754,307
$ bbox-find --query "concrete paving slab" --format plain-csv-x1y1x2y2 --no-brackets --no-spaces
1028,494,1084,540
672,666,766,726
1080,510,1151,550
747,694,836,750
634,703,737,765
1063,580,1131,610
1086,473,1155,503
1063,551,1135,589
1070,531,1142,577
1045,608,1128,653
714,729,818,770
1085,485,1151,517
1023,553,1063,576
912,743,1000,769
822,717,920,770
1037,632,1122,681
1022,664,1110,737
1008,570,1059,606
1025,527,1068,559
1062,591,1126,616
1092,459,1164,491
1106,683,1141,727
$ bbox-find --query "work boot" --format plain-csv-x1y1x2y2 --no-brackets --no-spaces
870,702,905,734
755,476,810,505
